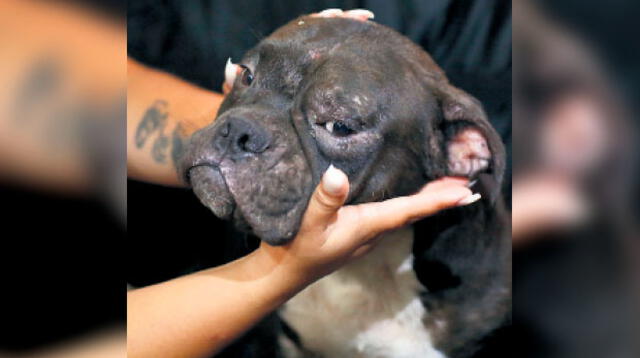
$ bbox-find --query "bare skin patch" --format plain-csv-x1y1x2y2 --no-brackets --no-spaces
447,127,491,177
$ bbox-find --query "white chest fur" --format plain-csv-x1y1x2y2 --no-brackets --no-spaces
281,227,446,358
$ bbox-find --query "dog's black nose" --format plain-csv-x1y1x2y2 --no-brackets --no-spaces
213,117,271,157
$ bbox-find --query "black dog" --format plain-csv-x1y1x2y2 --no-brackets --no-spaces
180,15,510,358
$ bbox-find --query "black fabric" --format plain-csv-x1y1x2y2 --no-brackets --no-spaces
0,185,125,351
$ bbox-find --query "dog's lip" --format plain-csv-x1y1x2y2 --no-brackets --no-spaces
187,160,305,244
188,164,237,220
184,160,222,186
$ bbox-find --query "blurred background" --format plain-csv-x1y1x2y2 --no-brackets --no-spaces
512,1,640,357
0,1,126,357
0,0,638,357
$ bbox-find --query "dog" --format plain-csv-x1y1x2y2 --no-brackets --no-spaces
179,14,510,358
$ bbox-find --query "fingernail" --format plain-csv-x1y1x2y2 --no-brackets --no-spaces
467,179,478,188
319,8,343,17
225,58,237,87
457,193,481,206
348,9,375,19
322,164,345,195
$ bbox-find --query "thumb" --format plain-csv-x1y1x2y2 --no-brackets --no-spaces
301,165,349,230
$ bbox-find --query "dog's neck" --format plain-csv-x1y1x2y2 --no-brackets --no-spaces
334,226,418,286
281,226,450,358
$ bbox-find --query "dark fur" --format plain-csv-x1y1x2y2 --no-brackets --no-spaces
180,16,510,358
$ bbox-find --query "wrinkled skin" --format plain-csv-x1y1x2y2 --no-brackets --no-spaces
179,16,505,245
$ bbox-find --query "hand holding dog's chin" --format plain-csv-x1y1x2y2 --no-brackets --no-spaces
254,167,476,288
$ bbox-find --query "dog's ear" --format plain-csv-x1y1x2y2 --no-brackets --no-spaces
425,83,506,200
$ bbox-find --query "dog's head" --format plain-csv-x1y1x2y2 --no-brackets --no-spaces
180,17,505,245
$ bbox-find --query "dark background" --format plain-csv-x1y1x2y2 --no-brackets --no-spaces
0,185,125,351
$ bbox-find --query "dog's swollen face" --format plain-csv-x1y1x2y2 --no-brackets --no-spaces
179,17,505,245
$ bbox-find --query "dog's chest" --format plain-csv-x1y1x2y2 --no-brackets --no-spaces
281,227,446,358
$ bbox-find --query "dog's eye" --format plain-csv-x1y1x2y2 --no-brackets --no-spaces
240,65,254,86
325,121,355,136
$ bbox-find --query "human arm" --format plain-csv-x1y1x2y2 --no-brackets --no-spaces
126,58,225,186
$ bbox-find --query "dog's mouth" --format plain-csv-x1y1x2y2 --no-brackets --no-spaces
186,164,262,236
184,152,313,245
187,164,236,221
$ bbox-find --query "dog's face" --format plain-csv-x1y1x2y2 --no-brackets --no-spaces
180,17,505,245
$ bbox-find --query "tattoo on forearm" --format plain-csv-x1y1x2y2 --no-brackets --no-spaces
151,134,169,163
12,57,90,152
135,100,168,148
136,100,189,167
171,123,187,167
13,57,61,124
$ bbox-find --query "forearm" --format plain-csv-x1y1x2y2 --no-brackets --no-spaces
0,0,125,193
127,248,303,358
127,58,224,186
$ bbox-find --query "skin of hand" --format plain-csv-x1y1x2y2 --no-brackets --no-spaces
256,166,477,284
127,168,477,358
511,173,589,244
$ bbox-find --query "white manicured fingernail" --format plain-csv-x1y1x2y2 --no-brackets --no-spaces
322,164,345,195
457,193,481,206
467,179,478,188
347,9,375,19
319,8,343,17
225,58,237,88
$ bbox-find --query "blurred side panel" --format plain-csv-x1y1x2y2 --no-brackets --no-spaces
0,0,125,357
513,0,640,357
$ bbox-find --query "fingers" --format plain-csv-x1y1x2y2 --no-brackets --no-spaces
421,176,470,190
343,9,375,21
300,165,349,231
311,8,344,18
353,180,477,242
512,175,589,242
222,82,232,95
223,58,242,95
310,9,375,22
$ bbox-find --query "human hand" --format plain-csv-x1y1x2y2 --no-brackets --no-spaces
512,173,589,244
255,166,479,286
309,8,375,21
